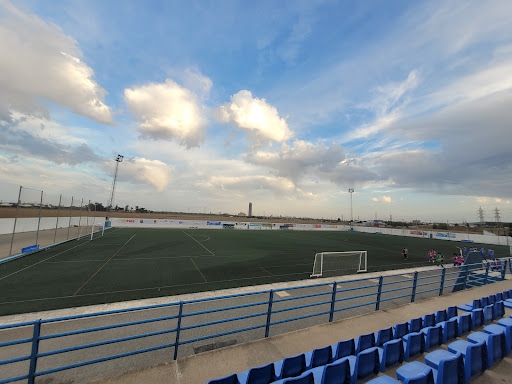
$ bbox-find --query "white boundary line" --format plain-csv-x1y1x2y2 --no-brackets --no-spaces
73,232,138,296
183,231,215,256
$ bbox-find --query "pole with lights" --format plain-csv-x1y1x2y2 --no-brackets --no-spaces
107,154,123,216
348,188,354,223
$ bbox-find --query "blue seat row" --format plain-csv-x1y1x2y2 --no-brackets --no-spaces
208,289,510,384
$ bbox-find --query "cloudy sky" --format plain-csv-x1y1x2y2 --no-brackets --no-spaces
1,0,511,222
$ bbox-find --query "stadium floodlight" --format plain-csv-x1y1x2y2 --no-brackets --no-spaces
107,154,123,216
348,188,354,223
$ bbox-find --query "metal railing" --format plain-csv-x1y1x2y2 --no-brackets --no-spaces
0,259,509,384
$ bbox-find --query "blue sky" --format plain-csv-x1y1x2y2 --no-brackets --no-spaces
1,0,511,222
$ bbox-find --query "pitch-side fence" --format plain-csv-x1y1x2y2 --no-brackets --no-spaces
0,259,510,384
3,186,105,258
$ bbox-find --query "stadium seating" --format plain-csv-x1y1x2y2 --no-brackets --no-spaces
467,331,504,367
305,346,333,369
332,339,355,360
274,354,307,380
497,317,512,353
208,288,511,384
345,347,380,382
409,317,422,333
377,339,404,371
438,318,458,343
403,332,424,360
354,332,375,354
421,324,443,351
448,339,487,382
375,327,393,347
393,322,408,339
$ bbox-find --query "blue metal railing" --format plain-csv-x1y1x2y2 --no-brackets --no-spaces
0,258,509,383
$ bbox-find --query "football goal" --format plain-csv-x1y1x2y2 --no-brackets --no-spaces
310,251,368,277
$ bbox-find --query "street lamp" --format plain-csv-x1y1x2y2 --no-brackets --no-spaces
348,188,354,223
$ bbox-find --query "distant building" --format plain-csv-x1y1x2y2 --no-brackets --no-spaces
248,202,253,217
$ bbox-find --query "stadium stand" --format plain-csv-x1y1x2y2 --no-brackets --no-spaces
207,288,512,384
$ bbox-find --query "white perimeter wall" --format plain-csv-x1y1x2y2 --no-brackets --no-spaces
0,217,106,235
2,216,510,247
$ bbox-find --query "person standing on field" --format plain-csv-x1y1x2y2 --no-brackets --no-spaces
402,247,408,260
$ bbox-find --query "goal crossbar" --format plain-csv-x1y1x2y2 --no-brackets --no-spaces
310,251,367,277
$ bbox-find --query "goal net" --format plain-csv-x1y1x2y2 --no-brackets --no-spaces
310,251,368,277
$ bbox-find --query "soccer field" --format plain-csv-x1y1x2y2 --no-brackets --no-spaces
0,227,509,315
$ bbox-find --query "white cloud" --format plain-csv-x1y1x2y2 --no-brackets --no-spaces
0,1,113,123
371,196,392,203
118,157,173,192
215,90,293,143
247,139,344,181
124,79,206,148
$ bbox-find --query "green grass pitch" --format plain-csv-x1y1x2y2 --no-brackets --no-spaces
0,227,508,315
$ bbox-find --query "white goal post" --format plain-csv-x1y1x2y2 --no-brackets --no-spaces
310,251,368,277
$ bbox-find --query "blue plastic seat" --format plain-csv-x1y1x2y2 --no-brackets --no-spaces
282,372,314,384
457,313,472,336
238,363,276,384
396,362,435,384
355,332,375,354
423,313,435,328
310,358,351,384
467,331,504,367
424,349,465,384
447,306,458,320
448,339,487,382
494,301,505,319
504,300,512,309
439,318,458,343
366,376,401,384
375,327,393,347
393,322,409,339
421,324,443,352
403,332,424,360
483,324,507,358
435,310,447,324
332,339,355,360
346,347,380,383
503,290,510,300
305,345,333,369
209,373,240,384
496,292,503,301
481,297,489,307
487,295,496,305
409,317,423,333
458,299,481,312
472,308,484,328
482,304,494,324
275,354,307,380
497,317,512,354
377,339,403,371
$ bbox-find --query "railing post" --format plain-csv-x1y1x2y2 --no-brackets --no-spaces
462,265,469,290
411,272,418,302
439,268,446,296
28,319,41,384
329,282,337,322
484,263,489,285
375,276,383,311
173,301,183,360
265,290,274,338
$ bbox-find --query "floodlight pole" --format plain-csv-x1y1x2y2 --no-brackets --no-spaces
348,188,354,224
107,154,123,218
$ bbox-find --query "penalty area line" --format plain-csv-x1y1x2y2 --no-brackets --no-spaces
183,231,215,256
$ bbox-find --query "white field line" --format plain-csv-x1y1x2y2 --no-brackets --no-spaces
73,232,138,296
183,231,215,256
0,240,92,282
